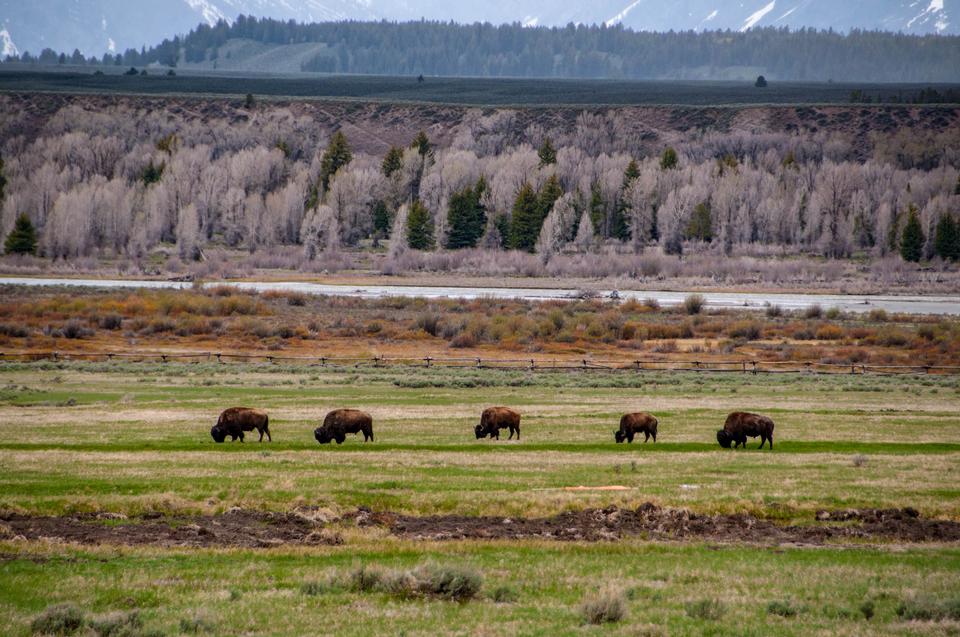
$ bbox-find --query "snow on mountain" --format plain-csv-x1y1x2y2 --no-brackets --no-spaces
0,27,18,57
0,0,955,58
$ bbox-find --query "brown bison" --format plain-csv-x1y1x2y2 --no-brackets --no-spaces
211,407,271,443
717,412,774,449
475,407,521,440
314,409,374,444
615,412,658,443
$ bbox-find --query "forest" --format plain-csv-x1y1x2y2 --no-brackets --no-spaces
6,17,960,83
1,97,959,282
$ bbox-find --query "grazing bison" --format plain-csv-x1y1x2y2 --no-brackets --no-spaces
211,407,271,443
615,412,658,443
314,409,374,444
474,407,521,440
717,412,774,450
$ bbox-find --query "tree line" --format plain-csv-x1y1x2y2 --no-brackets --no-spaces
2,115,959,267
5,16,960,82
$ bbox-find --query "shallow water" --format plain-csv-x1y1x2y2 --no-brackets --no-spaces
1,277,958,315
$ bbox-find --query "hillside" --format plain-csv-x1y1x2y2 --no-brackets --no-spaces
1,0,955,57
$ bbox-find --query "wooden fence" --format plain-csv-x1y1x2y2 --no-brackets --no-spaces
2,350,959,376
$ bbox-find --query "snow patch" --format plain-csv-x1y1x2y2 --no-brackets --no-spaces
0,28,18,57
606,0,644,27
907,0,945,29
740,1,776,31
107,38,116,53
183,0,231,27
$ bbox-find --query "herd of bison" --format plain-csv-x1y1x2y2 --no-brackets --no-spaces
211,406,775,449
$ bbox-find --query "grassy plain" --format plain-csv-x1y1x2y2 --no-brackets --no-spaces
1,362,958,636
3,69,960,106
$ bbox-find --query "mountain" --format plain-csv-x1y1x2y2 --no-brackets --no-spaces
1,0,955,58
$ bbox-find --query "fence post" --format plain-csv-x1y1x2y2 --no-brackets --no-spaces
425,357,432,368
52,351,58,362
216,352,223,364
741,361,746,373
476,357,482,369
161,355,167,363
924,366,931,375
530,359,535,370
751,361,758,374
267,356,274,364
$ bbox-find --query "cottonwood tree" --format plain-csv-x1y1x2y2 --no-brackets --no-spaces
301,203,340,260
535,193,575,263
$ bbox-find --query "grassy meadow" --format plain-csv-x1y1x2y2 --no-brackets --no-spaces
1,361,959,635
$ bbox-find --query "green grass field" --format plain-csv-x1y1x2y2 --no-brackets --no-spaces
1,362,958,635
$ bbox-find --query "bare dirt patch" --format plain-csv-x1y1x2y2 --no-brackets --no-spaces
352,504,960,545
3,504,958,548
0,508,342,549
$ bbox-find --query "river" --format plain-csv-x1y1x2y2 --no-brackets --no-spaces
1,277,958,315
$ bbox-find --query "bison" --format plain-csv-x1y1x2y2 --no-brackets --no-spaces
474,406,521,440
211,407,271,443
615,412,658,444
314,409,374,444
716,412,774,450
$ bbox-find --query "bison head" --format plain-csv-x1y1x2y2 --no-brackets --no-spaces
716,430,733,448
210,425,227,443
314,427,332,444
614,430,625,443
474,424,486,439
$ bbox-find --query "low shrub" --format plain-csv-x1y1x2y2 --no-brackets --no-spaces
0,322,29,337
868,309,888,322
62,319,94,339
178,615,215,633
765,304,783,317
686,598,726,620
804,304,823,319
98,314,123,330
89,611,143,637
416,313,441,336
30,603,85,635
728,320,762,340
580,588,627,625
859,599,875,620
896,595,960,621
491,585,519,603
815,324,845,340
348,562,482,602
767,599,801,617
683,294,706,315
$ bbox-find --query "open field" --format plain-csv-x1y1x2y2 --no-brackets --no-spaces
1,361,959,635
4,69,960,106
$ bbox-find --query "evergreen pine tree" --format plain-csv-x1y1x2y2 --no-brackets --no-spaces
537,138,557,167
537,174,563,226
660,147,679,170
588,182,605,236
381,146,403,177
933,214,958,261
612,160,640,241
4,213,38,255
622,159,639,186
900,208,925,263
372,200,392,236
686,202,713,242
509,183,541,252
405,200,434,250
446,178,488,249
410,131,431,157
319,131,352,191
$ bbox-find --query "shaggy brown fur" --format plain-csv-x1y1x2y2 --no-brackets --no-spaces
475,407,521,440
211,407,270,443
314,409,374,444
717,412,774,450
615,412,658,443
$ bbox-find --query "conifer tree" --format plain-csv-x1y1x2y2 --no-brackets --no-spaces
509,183,541,252
900,208,924,262
446,177,487,249
381,146,403,177
537,138,557,167
410,130,431,157
660,147,679,170
4,214,38,256
686,202,713,242
405,200,434,250
934,214,959,261
319,131,352,191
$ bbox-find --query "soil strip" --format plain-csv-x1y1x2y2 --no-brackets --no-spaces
2,504,958,548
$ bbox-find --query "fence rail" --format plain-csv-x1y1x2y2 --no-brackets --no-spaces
2,350,959,376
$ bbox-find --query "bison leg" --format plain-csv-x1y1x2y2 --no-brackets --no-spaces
652,431,657,443
626,431,634,444
643,431,650,443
